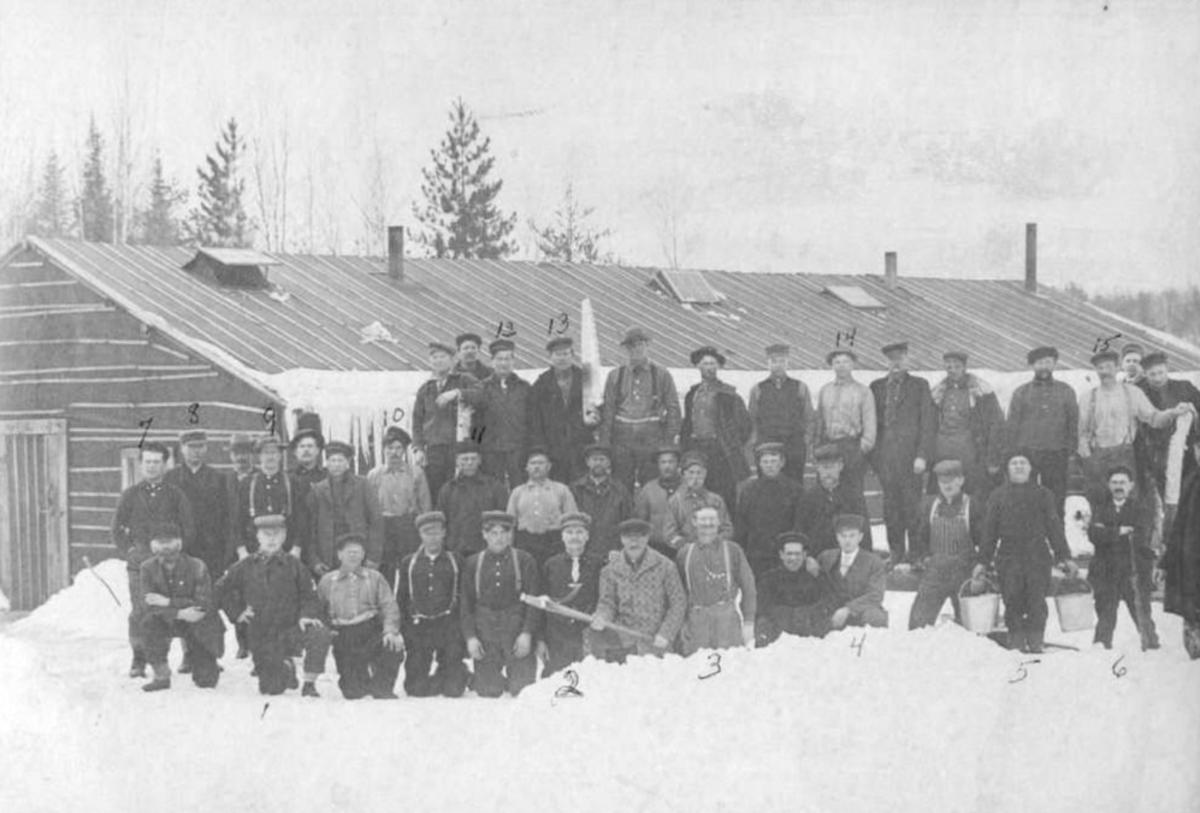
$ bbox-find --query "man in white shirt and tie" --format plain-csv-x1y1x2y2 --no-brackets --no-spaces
817,513,888,629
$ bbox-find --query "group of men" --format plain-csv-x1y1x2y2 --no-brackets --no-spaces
109,332,1200,697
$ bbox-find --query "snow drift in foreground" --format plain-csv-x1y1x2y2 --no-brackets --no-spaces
1,559,1197,813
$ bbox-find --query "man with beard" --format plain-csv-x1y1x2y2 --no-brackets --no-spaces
538,512,604,676
571,444,634,558
1087,466,1159,650
1004,347,1078,514
289,423,327,491
634,446,685,559
413,341,480,500
680,346,752,511
747,343,815,483
367,426,431,588
813,348,876,499
756,531,832,645
736,443,805,576
528,336,598,484
438,440,508,557
797,444,873,556
929,351,1005,502
507,447,578,567
305,441,384,577
467,338,531,490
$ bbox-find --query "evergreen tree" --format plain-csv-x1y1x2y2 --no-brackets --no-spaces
78,115,115,242
29,151,70,238
186,118,252,247
530,182,612,263
133,155,187,246
412,98,516,259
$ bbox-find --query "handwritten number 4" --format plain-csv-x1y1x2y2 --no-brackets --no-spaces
850,633,866,657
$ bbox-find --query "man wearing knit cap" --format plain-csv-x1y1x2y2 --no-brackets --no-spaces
813,347,876,500
571,443,634,557
929,350,1005,504
538,512,604,675
598,327,681,494
680,345,752,511
216,513,330,697
437,440,508,557
528,335,598,484
756,531,833,645
869,341,936,567
460,512,541,697
817,513,888,629
663,451,734,549
1004,346,1078,514
507,447,578,567
1136,351,1200,503
166,429,231,585
677,505,757,653
908,459,986,630
396,511,469,698
633,445,686,558
736,442,805,576
453,332,493,381
413,340,481,501
1078,349,1191,493
464,338,531,490
305,441,385,578
798,444,874,556
747,343,814,482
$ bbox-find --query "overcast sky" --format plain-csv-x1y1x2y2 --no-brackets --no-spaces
1,0,1196,291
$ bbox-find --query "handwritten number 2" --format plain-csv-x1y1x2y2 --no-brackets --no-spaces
554,669,583,699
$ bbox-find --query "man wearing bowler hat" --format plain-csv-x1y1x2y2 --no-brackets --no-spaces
929,350,1005,503
413,340,481,501
528,335,598,484
1004,346,1078,514
813,347,876,500
680,345,752,511
598,327,681,495
367,425,431,588
305,440,384,578
464,338,532,490
747,343,815,483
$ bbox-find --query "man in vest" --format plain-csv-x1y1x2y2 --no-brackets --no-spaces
460,511,541,697
1004,346,1077,515
680,345,752,511
1087,466,1159,650
634,445,685,559
736,442,805,576
929,351,1005,503
538,512,604,676
908,460,986,630
396,511,469,698
813,348,876,499
818,514,888,629
677,506,757,654
599,327,682,495
747,343,814,483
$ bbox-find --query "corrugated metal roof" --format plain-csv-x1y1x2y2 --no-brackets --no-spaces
19,237,1200,376
190,247,280,267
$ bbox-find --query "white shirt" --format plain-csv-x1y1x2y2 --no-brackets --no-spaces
839,549,859,576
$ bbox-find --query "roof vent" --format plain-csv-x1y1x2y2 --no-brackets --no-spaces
652,269,724,304
183,248,279,289
823,285,885,310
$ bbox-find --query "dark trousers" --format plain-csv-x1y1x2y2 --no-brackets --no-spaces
515,529,559,570
1089,549,1159,650
380,514,419,589
470,605,536,698
423,444,456,507
249,622,331,695
483,448,525,492
689,438,738,512
1027,449,1069,516
874,448,923,563
330,617,403,699
584,627,665,663
142,615,220,687
908,554,974,629
543,616,586,676
611,422,667,496
831,436,868,499
402,616,468,697
998,557,1051,650
127,566,146,658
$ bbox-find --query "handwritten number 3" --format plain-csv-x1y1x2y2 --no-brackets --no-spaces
698,653,722,680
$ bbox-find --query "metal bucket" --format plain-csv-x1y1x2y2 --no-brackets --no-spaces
958,579,1001,634
1054,581,1096,632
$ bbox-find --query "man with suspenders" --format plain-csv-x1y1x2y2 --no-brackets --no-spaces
676,506,757,654
908,460,986,629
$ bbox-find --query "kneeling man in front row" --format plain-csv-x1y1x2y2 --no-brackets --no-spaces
756,531,833,645
818,514,889,629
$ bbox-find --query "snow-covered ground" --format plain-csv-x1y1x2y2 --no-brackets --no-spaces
1,558,1196,813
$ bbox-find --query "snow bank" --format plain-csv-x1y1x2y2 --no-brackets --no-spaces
0,584,8,612
12,558,129,639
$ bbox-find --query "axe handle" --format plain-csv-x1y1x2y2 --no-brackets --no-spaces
520,594,654,641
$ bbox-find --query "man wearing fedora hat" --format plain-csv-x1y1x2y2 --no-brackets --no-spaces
747,343,814,483
598,327,681,495
680,345,751,511
1004,346,1077,514
464,338,532,490
528,335,598,484
413,341,482,501
304,441,385,578
813,347,876,500
166,429,231,583
367,425,431,588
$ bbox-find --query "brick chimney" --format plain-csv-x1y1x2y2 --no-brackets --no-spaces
884,251,898,290
387,226,404,282
1025,223,1037,293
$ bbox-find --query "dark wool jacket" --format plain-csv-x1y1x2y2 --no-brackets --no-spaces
980,482,1071,566
412,371,480,449
466,372,532,453
1005,377,1079,454
571,476,634,556
528,366,595,474
542,551,604,633
112,480,195,570
797,480,873,555
1087,491,1155,562
140,553,225,655
868,372,937,464
216,551,321,631
735,474,805,561
164,463,229,568
930,373,1006,469
1164,467,1200,624
680,379,752,481
756,566,834,642
436,472,509,556
304,473,385,573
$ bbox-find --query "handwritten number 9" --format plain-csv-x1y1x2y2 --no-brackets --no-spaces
262,406,277,435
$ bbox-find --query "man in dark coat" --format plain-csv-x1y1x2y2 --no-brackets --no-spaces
1087,466,1159,650
797,444,873,556
977,451,1080,653
680,345,752,511
289,423,327,493
929,351,1005,502
413,341,481,500
224,432,257,559
138,523,225,691
466,339,532,490
111,442,194,677
538,512,604,676
817,514,888,629
571,444,634,557
460,512,541,697
236,436,309,559
305,441,385,577
396,511,469,698
453,331,493,380
736,442,805,576
747,344,815,483
1164,444,1200,658
437,440,508,557
1004,346,1079,515
1136,352,1200,503
528,336,597,484
216,514,330,696
756,531,833,645
165,430,230,582
869,342,936,566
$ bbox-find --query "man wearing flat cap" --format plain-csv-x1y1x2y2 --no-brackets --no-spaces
798,444,874,556
598,327,681,495
1120,343,1145,386
663,451,734,550
289,412,327,491
166,429,231,585
528,335,598,485
756,532,833,645
929,350,1005,504
453,332,493,381
1136,351,1200,507
412,340,482,501
462,338,532,490
305,440,385,578
460,511,541,697
813,347,876,499
736,442,805,576
367,425,431,589
1004,346,1077,514
571,443,634,557
680,345,752,511
437,440,508,557
396,511,469,698
868,341,936,567
507,446,578,567
1078,349,1190,493
538,512,604,675
816,514,888,629
747,343,814,483
633,445,686,558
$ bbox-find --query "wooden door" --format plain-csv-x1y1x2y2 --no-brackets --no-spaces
0,419,69,610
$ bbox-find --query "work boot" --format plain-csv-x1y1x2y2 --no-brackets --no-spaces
142,664,171,693
1007,629,1026,652
284,659,299,690
129,653,147,679
178,651,193,674
301,682,320,698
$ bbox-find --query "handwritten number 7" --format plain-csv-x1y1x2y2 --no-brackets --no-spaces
137,417,153,448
